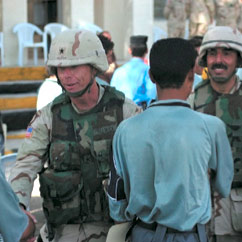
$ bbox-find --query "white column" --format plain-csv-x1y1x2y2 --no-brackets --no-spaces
133,0,154,53
2,0,27,66
0,0,2,30
62,0,94,28
96,0,154,62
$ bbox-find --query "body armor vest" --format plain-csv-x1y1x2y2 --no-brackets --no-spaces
194,79,242,188
39,86,125,228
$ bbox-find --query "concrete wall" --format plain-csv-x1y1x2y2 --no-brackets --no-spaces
2,0,27,66
0,0,2,30
95,0,154,62
1,0,156,66
62,0,94,28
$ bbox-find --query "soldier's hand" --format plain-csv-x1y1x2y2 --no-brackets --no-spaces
20,207,37,242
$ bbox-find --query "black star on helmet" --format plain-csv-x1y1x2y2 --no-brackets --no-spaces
59,48,65,55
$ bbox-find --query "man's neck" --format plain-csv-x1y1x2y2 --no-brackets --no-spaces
157,88,188,101
210,76,237,94
70,82,99,112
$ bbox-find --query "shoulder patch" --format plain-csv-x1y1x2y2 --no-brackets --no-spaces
25,126,33,138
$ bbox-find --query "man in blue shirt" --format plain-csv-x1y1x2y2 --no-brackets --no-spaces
107,38,234,242
110,35,156,109
0,166,36,242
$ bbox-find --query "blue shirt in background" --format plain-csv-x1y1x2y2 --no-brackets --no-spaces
110,57,157,107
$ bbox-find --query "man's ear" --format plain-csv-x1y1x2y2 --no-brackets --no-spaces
128,48,132,55
186,69,194,84
149,69,156,84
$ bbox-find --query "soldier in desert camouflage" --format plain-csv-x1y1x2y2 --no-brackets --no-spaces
186,0,215,38
163,0,187,38
194,26,242,242
9,29,141,242
237,0,242,32
215,0,240,29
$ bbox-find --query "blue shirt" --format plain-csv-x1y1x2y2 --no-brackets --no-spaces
110,57,157,106
108,99,233,231
0,167,28,242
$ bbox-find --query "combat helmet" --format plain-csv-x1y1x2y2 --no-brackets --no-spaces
198,26,242,67
47,29,108,97
47,29,108,72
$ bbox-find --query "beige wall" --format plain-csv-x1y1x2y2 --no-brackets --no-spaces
1,0,155,66
62,0,94,28
2,0,27,66
0,0,2,30
95,0,154,62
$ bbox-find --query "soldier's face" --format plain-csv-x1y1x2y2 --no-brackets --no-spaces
206,48,238,83
57,65,93,93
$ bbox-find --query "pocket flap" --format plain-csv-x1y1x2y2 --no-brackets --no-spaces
230,188,242,202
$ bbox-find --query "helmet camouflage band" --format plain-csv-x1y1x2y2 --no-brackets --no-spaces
47,29,109,72
198,26,242,67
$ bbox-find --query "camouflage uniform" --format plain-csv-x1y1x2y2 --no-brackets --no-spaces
194,26,242,242
163,0,187,38
9,86,140,242
9,30,142,242
237,0,242,33
186,0,215,37
215,0,240,29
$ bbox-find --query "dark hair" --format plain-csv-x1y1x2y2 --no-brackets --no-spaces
130,46,147,57
188,36,203,49
97,34,114,54
149,38,197,89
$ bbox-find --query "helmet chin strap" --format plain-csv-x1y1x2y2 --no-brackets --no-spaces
58,66,97,98
66,76,95,97
208,69,237,84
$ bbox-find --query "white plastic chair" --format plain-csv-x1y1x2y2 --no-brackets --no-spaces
44,23,69,42
0,153,17,181
75,21,103,34
153,26,168,42
0,32,4,66
13,23,47,66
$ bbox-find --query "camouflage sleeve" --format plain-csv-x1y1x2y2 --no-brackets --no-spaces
205,0,215,21
122,97,142,120
185,0,191,18
235,1,240,20
163,0,171,19
187,92,195,109
9,103,53,208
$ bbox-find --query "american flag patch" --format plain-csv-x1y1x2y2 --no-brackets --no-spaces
25,126,33,138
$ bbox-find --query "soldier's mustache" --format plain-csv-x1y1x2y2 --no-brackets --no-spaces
211,63,227,70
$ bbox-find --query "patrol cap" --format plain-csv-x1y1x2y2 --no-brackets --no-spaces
198,26,242,67
130,35,148,46
47,29,108,72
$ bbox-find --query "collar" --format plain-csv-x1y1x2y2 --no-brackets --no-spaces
149,99,191,109
230,75,241,94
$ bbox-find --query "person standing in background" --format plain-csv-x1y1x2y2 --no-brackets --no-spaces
97,33,117,85
188,36,204,90
236,0,242,32
163,0,187,38
215,0,239,29
186,0,215,38
111,35,156,109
